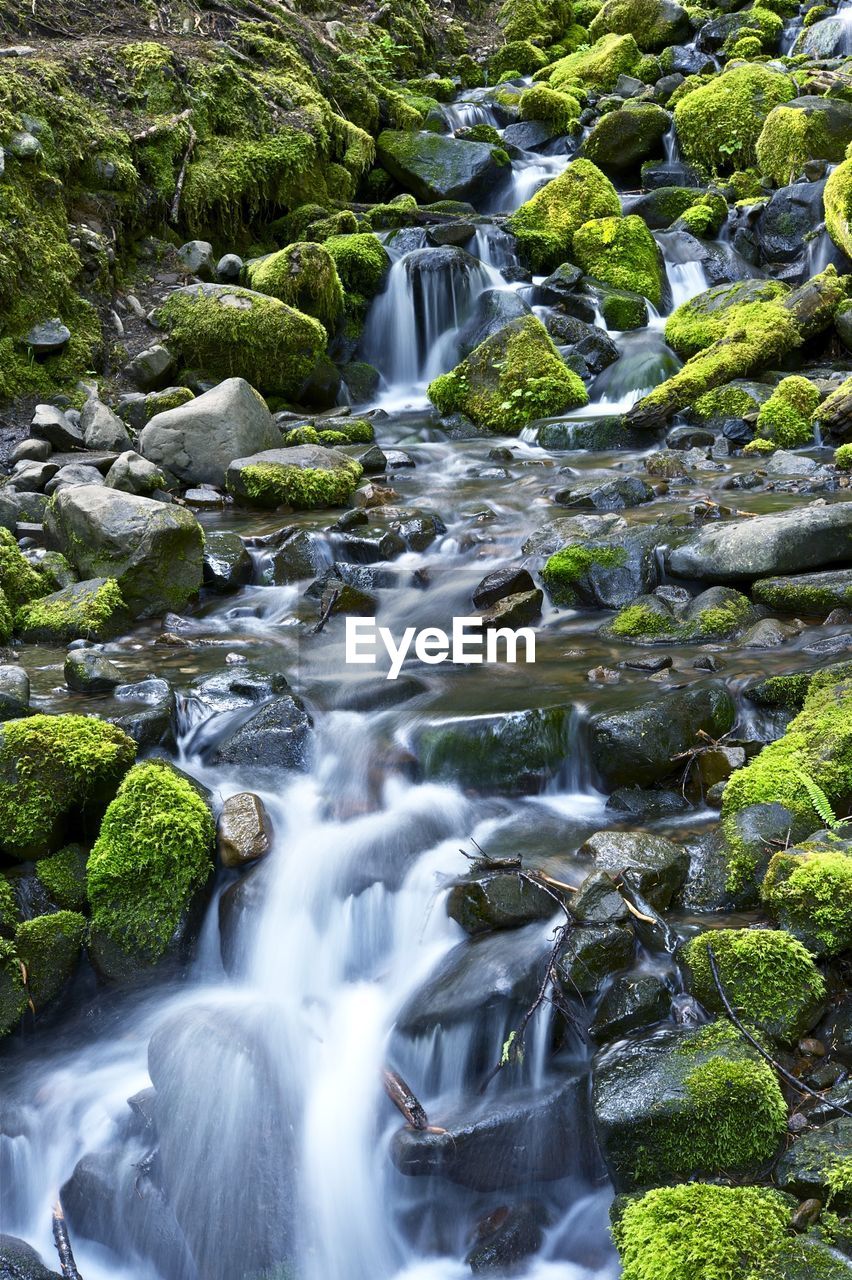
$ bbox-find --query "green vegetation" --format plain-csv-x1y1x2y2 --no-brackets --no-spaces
762,846,852,956
673,64,795,172
232,457,363,509
246,243,345,330
15,911,87,1009
0,938,26,1035
572,215,663,306
826,155,852,259
16,579,127,643
757,101,852,186
507,159,621,271
754,375,820,448
835,444,852,470
541,545,627,604
664,280,789,359
519,83,582,133
544,33,642,93
35,844,89,912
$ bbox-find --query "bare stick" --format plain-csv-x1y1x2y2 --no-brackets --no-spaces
313,589,339,634
706,944,852,1121
52,1201,83,1280
169,124,197,224
132,109,192,144
383,1068,428,1129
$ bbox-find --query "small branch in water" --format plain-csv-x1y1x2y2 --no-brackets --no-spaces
52,1200,83,1280
706,943,852,1121
383,1069,428,1129
312,589,339,635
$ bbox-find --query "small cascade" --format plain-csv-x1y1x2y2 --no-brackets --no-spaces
589,328,682,411
663,124,680,163
655,229,711,312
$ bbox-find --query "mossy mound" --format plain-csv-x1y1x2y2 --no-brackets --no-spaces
519,83,582,133
35,844,89,912
545,33,643,93
0,938,26,1036
762,844,852,957
15,578,128,643
87,760,215,977
0,714,136,860
15,910,87,1009
613,1184,822,1280
0,528,48,610
541,544,629,604
682,927,825,1043
324,233,390,299
825,154,852,260
754,375,820,448
498,0,573,43
156,284,327,400
245,243,345,330
588,0,690,49
673,64,795,172
428,314,589,433
490,39,550,76
227,444,363,509
507,158,621,272
664,279,789,359
757,96,852,187
573,215,664,307
602,587,753,644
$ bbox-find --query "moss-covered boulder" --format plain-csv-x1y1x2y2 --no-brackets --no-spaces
751,374,820,448
776,1118,852,1213
428,315,588,432
245,242,345,330
752,569,852,616
0,939,26,1036
588,0,690,49
499,0,573,43
681,927,825,1043
825,153,852,260
757,96,852,187
0,528,48,610
612,1184,846,1280
417,705,571,793
0,714,135,860
156,283,328,400
601,586,755,644
545,33,642,93
518,83,582,134
573,215,664,307
15,578,128,643
507,158,621,272
668,502,852,582
762,841,852,957
45,486,204,619
664,278,789,359
324,233,390,298
581,103,671,174
15,910,86,1009
226,444,362,509
35,844,89,911
674,64,795,172
376,131,507,202
594,1022,786,1191
87,760,215,981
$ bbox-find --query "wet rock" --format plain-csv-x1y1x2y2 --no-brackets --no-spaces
457,289,532,358
668,504,852,582
377,130,508,202
739,617,797,648
140,377,280,487
0,666,28,722
582,102,671,173
227,444,361,510
209,695,313,771
108,678,176,748
194,667,290,713
391,1078,586,1190
262,527,333,584
776,1120,852,1212
607,786,688,820
22,318,70,356
417,705,570,794
466,1203,546,1274
555,924,634,995
480,589,542,629
447,869,556,934
752,568,852,616
332,524,406,564
587,683,736,788
569,871,629,926
217,792,273,868
578,830,688,909
553,476,653,511
589,974,670,1043
16,578,130,643
45,486,204,618
540,526,661,611
203,531,253,592
0,1235,63,1279
756,181,826,265
81,397,133,452
472,566,536,609
64,648,125,693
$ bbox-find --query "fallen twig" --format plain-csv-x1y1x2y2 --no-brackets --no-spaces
169,124,197,224
132,109,193,144
383,1068,429,1129
706,944,852,1121
52,1201,83,1280
312,588,339,634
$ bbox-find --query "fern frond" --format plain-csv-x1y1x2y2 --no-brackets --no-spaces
795,769,839,830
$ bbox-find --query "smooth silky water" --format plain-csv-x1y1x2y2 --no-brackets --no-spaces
2,69,847,1280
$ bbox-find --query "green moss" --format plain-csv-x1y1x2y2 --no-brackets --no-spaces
0,875,19,938
507,158,621,272
234,457,363,509
457,124,504,145
143,387,195,422
612,1184,797,1280
757,101,849,186
498,0,573,43
762,846,852,956
742,435,777,456
746,670,814,712
35,844,89,912
87,761,214,965
606,592,751,642
677,194,727,238
541,544,628,604
284,425,321,446
0,528,48,609
157,286,327,399
325,234,391,298
835,444,852,471
428,314,588,432
673,64,796,173
664,280,789,359
610,602,676,638
16,579,126,643
682,1053,786,1167
0,588,12,645
754,375,819,448
826,156,852,259
0,714,136,860
245,242,345,330
0,937,26,1035
572,214,663,306
519,83,582,132
683,927,825,1042
588,0,690,49
544,33,643,93
693,382,761,421
15,910,86,1009
491,40,550,76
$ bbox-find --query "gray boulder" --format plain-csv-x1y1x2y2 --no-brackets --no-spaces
457,289,532,358
209,696,313,771
0,1235,63,1280
139,377,280,487
203,531,252,592
0,666,29,719
668,504,852,582
64,649,125,693
81,398,133,451
45,486,204,618
578,830,689,909
104,450,167,496
377,130,508,202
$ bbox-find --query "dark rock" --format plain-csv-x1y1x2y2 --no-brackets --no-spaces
472,566,536,609
64,649,124,693
0,666,29,719
0,1235,63,1279
480,589,542,629
457,288,531,358
553,476,653,511
109,678,176,749
22,318,70,356
776,1120,852,1212
377,130,508,202
569,871,629,926
589,974,670,1043
447,870,556,934
417,705,570,794
757,181,826,264
555,924,634,995
209,695,313,771
579,830,688,909
203,531,253,592
466,1203,546,1274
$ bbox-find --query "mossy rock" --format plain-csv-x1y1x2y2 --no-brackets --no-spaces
664,277,789,359
156,283,328,400
428,314,589,432
762,840,852,957
498,0,573,43
690,378,770,422
673,63,795,172
825,153,852,260
324,234,390,298
601,586,755,644
0,875,20,938
681,927,825,1043
15,910,86,1009
753,375,819,448
0,939,26,1036
245,242,345,330
519,84,582,134
376,130,508,203
418,705,571,793
775,1118,852,1213
588,0,691,49
757,96,852,187
752,569,852,616
0,528,48,610
35,844,89,911
15,578,128,643
593,1022,787,1191
227,444,363,510
490,39,550,76
87,760,215,980
581,102,671,173
507,158,621,272
545,33,643,93
0,714,135,860
573,214,665,307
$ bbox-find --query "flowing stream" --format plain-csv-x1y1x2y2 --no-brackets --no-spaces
1,54,839,1280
